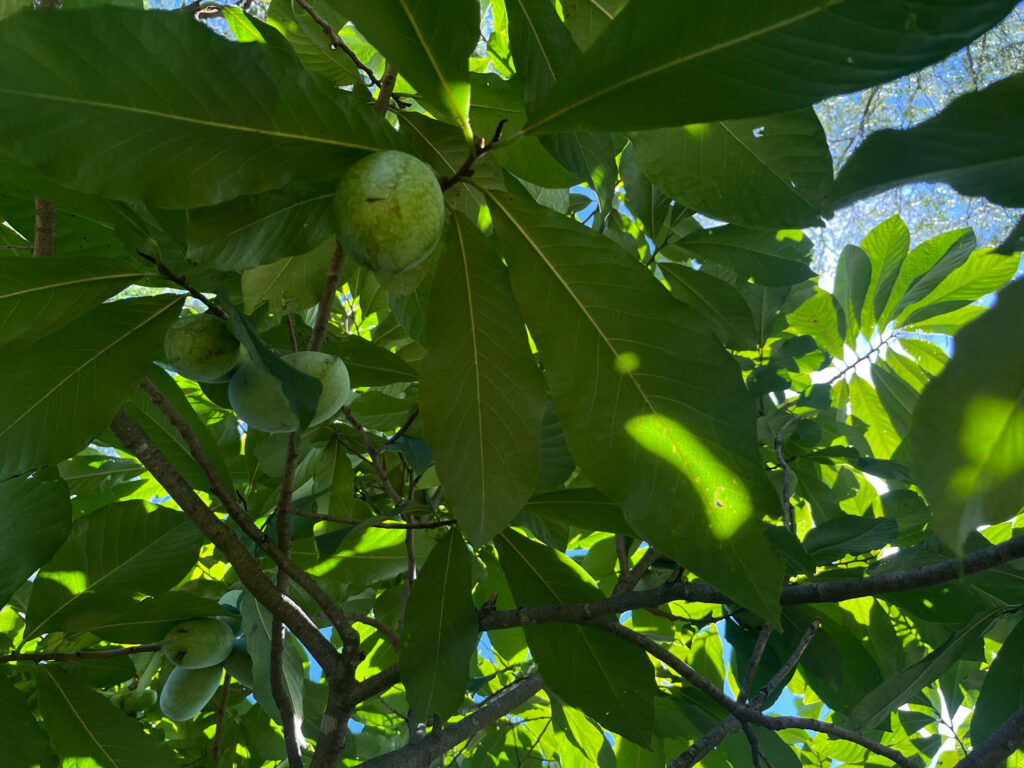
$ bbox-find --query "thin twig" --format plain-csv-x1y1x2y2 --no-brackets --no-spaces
340,406,404,505
440,119,508,191
615,534,630,579
342,613,400,652
210,671,232,763
290,0,381,86
32,198,56,258
0,643,161,663
289,506,455,529
774,415,800,531
285,314,299,353
740,623,774,703
308,241,344,352
0,244,32,250
384,408,420,445
136,251,227,318
613,547,660,595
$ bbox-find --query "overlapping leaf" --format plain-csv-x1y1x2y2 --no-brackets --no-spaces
836,73,1024,208
400,531,478,721
0,294,183,480
0,469,72,608
421,215,545,545
631,110,833,229
0,7,397,208
497,530,656,745
25,502,203,638
0,256,145,353
38,667,177,768
524,0,1018,133
912,278,1024,551
487,188,784,620
338,0,478,139
666,226,814,287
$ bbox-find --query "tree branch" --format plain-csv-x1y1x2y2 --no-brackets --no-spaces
439,119,507,191
356,674,545,768
272,433,304,768
290,0,381,87
289,506,456,529
109,410,342,675
481,532,1024,630
308,241,345,352
0,643,161,663
596,621,915,768
136,251,228,318
375,62,398,116
955,705,1024,768
32,198,56,258
138,380,360,657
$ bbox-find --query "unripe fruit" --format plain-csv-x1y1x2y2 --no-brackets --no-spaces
228,351,352,433
120,687,158,715
161,618,235,669
159,665,223,722
163,314,245,383
334,150,445,274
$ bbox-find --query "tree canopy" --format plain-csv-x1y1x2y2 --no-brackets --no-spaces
0,1,1023,767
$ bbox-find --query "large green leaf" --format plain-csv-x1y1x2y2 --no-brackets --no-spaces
898,249,1018,327
0,255,145,353
91,592,228,644
400,530,478,721
496,530,656,745
523,0,1018,133
836,73,1024,208
0,674,55,768
631,109,832,229
487,188,784,621
238,592,306,723
0,7,397,209
0,294,183,480
421,214,545,545
882,228,974,329
971,617,1024,745
506,0,618,216
912,278,1024,551
801,514,897,564
25,501,204,638
187,183,336,272
848,606,1005,731
38,666,177,768
857,215,910,334
666,226,814,287
321,333,418,388
0,468,72,608
338,0,478,139
523,488,632,535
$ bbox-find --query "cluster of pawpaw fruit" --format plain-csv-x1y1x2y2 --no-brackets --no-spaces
163,312,353,433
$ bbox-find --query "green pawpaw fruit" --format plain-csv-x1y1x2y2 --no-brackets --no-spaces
161,618,235,668
159,664,223,722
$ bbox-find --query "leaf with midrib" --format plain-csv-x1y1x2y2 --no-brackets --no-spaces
25,502,203,638
0,294,184,480
487,187,784,621
420,214,545,545
0,255,144,353
400,530,478,721
524,0,1018,134
37,667,177,768
496,530,656,745
0,7,398,208
848,606,1006,731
